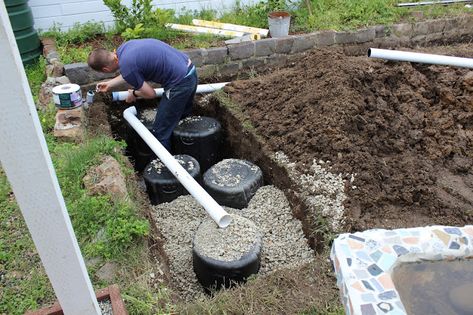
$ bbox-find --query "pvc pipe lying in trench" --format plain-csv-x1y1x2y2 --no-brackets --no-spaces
368,48,473,69
123,106,232,229
112,82,230,102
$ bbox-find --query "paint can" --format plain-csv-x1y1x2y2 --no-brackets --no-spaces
52,84,83,109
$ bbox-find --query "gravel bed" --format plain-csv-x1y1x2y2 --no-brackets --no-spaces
152,185,314,301
194,214,261,261
99,299,112,315
139,108,156,123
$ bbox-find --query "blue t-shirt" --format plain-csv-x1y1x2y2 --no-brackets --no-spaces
116,38,189,89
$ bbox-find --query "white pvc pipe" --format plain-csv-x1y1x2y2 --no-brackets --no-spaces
166,23,246,37
123,106,232,228
368,48,473,69
397,0,471,6
192,19,269,37
112,82,230,102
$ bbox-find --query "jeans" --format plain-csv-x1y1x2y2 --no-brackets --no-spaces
152,66,198,151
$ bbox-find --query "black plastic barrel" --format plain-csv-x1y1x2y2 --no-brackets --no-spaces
193,216,262,293
203,159,263,209
143,155,201,205
172,116,223,172
5,0,41,65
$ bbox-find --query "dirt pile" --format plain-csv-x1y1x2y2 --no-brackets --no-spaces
226,46,473,231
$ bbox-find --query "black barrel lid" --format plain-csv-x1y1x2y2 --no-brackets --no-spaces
173,116,221,137
143,154,200,181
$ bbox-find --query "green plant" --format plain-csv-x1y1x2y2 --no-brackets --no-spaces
56,45,93,64
122,23,145,40
25,56,46,104
41,22,106,46
104,0,154,31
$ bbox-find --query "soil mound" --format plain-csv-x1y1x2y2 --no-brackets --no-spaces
226,47,473,230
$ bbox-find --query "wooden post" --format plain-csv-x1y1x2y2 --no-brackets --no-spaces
0,3,101,315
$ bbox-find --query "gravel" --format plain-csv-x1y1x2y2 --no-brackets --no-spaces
139,108,156,123
194,214,261,261
99,299,113,315
152,185,314,301
206,159,260,187
273,151,348,231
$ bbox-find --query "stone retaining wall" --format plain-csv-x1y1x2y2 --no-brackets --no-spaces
61,15,473,85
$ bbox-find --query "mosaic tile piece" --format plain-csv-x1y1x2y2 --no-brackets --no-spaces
361,293,377,303
444,227,461,235
378,290,397,300
350,235,366,242
367,264,383,276
393,245,409,256
377,302,393,313
370,250,382,262
450,241,461,250
360,304,376,315
361,280,374,291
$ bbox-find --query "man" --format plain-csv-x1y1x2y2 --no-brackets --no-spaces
88,38,197,151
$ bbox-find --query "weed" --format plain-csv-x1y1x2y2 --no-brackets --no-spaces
57,45,93,65
41,22,106,46
24,56,46,104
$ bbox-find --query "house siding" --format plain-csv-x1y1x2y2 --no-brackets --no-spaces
29,0,254,31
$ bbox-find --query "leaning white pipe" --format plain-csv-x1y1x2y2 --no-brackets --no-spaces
123,106,232,228
368,48,473,69
112,82,230,102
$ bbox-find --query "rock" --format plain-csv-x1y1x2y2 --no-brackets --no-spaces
51,60,64,77
38,76,70,109
464,72,473,91
83,156,128,200
53,107,85,142
96,262,118,282
449,282,473,314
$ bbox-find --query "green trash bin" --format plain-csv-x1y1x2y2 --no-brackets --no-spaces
5,0,42,65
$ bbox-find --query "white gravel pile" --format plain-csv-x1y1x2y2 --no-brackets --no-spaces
152,185,314,301
194,214,261,261
273,151,348,231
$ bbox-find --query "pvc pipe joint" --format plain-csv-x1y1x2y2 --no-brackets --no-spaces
123,106,232,228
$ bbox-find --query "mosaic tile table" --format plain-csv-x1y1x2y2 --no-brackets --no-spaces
330,225,473,315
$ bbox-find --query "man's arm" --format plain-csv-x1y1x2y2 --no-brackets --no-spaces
96,75,126,92
125,81,156,103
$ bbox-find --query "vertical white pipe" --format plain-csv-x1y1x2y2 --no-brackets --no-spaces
123,107,232,228
0,3,101,315
368,48,473,69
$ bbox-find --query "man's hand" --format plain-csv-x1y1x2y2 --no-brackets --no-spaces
96,81,111,93
126,89,137,103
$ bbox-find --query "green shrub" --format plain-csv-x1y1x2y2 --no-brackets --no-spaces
104,0,154,31
122,23,145,40
42,21,106,46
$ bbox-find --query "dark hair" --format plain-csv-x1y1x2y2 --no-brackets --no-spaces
87,48,112,72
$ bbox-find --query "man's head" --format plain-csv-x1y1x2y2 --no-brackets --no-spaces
87,48,119,73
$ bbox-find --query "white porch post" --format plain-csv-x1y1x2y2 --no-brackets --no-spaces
0,3,101,315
